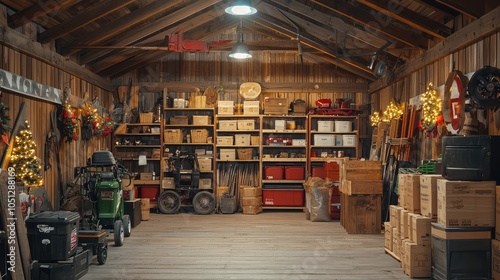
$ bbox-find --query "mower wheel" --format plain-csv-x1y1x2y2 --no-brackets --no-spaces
97,245,107,265
158,190,181,214
192,191,215,215
123,215,131,237
114,220,124,246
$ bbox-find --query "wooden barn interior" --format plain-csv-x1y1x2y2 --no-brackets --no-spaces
0,0,499,279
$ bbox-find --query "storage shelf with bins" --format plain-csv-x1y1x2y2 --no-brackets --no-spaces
260,115,307,209
308,115,360,181
113,123,163,206
163,107,216,196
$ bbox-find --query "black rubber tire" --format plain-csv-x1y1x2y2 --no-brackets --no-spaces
192,191,215,215
123,215,131,237
114,220,124,246
158,190,181,214
468,66,500,108
97,245,107,265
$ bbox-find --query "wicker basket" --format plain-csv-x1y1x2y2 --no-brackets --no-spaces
190,129,208,143
165,129,183,143
237,148,253,160
139,113,153,123
250,136,260,146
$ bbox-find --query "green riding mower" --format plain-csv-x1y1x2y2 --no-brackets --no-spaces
158,153,215,214
76,151,132,249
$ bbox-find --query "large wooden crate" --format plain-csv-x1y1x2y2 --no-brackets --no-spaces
340,160,382,181
340,180,383,195
340,193,382,234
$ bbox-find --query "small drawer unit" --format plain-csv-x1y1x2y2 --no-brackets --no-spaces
264,166,285,180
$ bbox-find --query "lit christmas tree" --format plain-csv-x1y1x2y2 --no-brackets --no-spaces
9,120,43,188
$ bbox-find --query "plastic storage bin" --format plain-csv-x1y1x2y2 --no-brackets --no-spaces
26,211,80,262
264,166,285,180
285,166,305,180
262,185,304,207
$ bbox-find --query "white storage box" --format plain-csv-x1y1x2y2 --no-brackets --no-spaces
217,136,233,145
335,121,352,132
317,120,334,132
199,178,212,189
292,139,306,146
220,149,236,161
198,157,213,172
162,177,175,189
243,101,259,115
235,134,251,146
219,120,237,130
218,101,234,115
275,120,286,130
342,135,356,146
335,135,343,146
313,134,335,146
237,119,255,130
192,115,210,125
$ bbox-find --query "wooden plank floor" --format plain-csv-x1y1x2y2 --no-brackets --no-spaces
83,212,411,280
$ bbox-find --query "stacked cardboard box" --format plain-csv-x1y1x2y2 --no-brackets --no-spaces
241,187,262,215
339,159,382,234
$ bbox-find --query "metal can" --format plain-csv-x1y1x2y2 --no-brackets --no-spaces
338,150,345,157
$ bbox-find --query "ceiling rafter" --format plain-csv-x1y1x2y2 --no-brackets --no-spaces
435,0,485,19
8,0,80,28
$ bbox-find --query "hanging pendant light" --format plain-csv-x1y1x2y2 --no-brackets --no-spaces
225,0,257,16
229,20,252,59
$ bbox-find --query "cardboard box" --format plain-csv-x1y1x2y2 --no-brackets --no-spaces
192,115,210,125
496,186,500,240
404,242,431,278
198,157,212,172
404,174,420,213
264,98,288,115
241,187,262,197
218,101,234,115
437,179,495,227
234,134,251,146
219,149,236,161
390,205,403,230
162,177,174,189
317,120,334,132
398,173,406,208
384,222,393,251
243,101,259,115
242,196,262,206
411,214,431,245
492,239,500,280
242,205,262,215
420,174,441,220
401,239,412,272
392,228,401,258
400,209,409,239
219,120,237,130
237,119,255,130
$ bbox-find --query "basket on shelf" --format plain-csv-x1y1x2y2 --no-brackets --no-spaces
190,129,208,143
169,116,189,125
250,136,260,146
237,148,253,160
139,113,153,123
165,129,183,143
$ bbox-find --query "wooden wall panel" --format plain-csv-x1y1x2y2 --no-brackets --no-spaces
1,45,113,208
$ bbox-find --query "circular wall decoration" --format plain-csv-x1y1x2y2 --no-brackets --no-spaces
443,70,467,133
239,82,261,100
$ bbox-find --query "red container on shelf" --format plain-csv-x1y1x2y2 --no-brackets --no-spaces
311,166,326,179
263,189,304,207
285,166,305,180
324,161,340,171
140,186,160,202
264,166,285,180
326,170,340,181
330,184,340,219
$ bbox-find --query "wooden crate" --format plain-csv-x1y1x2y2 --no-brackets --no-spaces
340,180,383,195
139,113,153,123
340,160,382,181
264,98,288,115
340,193,382,234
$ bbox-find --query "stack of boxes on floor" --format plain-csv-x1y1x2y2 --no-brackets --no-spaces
339,159,383,234
311,161,341,219
240,186,263,215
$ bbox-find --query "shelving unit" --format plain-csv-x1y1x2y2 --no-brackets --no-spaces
113,123,163,206
260,115,308,209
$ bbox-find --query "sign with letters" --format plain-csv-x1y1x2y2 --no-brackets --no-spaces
0,69,62,104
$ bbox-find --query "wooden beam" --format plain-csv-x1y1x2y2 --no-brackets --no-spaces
356,0,452,38
0,22,113,91
130,81,369,93
8,0,80,28
435,0,485,19
38,0,136,43
310,0,428,48
369,5,500,93
63,0,186,56
98,51,166,78
79,0,223,65
309,53,377,81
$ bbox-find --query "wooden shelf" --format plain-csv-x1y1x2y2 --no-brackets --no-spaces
134,180,161,185
165,108,214,111
164,143,214,146
115,133,160,136
126,123,161,126
120,158,161,161
115,145,161,148
217,115,260,118
310,158,344,162
216,145,259,148
262,180,305,184
217,129,260,133
310,145,356,148
262,206,304,210
262,115,305,118
262,145,306,148
216,159,260,163
261,129,307,133
165,124,213,128
261,158,307,162
310,130,358,134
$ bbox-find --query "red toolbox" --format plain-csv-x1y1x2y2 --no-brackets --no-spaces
311,166,326,179
262,185,304,207
285,166,305,180
264,166,284,180
140,186,160,202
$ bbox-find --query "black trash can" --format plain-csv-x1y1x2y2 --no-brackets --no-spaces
26,211,80,262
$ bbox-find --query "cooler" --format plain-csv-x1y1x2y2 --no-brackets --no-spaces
26,211,80,262
264,166,284,180
262,185,304,207
284,166,305,180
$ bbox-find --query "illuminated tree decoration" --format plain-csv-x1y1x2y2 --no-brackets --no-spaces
381,100,404,122
100,115,115,137
0,91,11,144
419,83,443,137
370,111,381,127
80,102,102,140
57,100,78,142
9,120,43,188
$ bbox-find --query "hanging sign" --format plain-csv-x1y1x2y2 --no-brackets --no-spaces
0,69,62,104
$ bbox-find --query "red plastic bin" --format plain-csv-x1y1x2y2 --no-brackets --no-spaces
264,166,284,180
285,166,305,180
312,166,326,179
263,189,304,207
140,186,160,202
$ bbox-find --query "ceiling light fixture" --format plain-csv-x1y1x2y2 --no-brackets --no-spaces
368,54,377,70
225,0,257,16
229,20,252,59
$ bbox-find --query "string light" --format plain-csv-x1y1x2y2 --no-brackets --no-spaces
420,83,442,130
370,111,381,127
381,100,404,122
